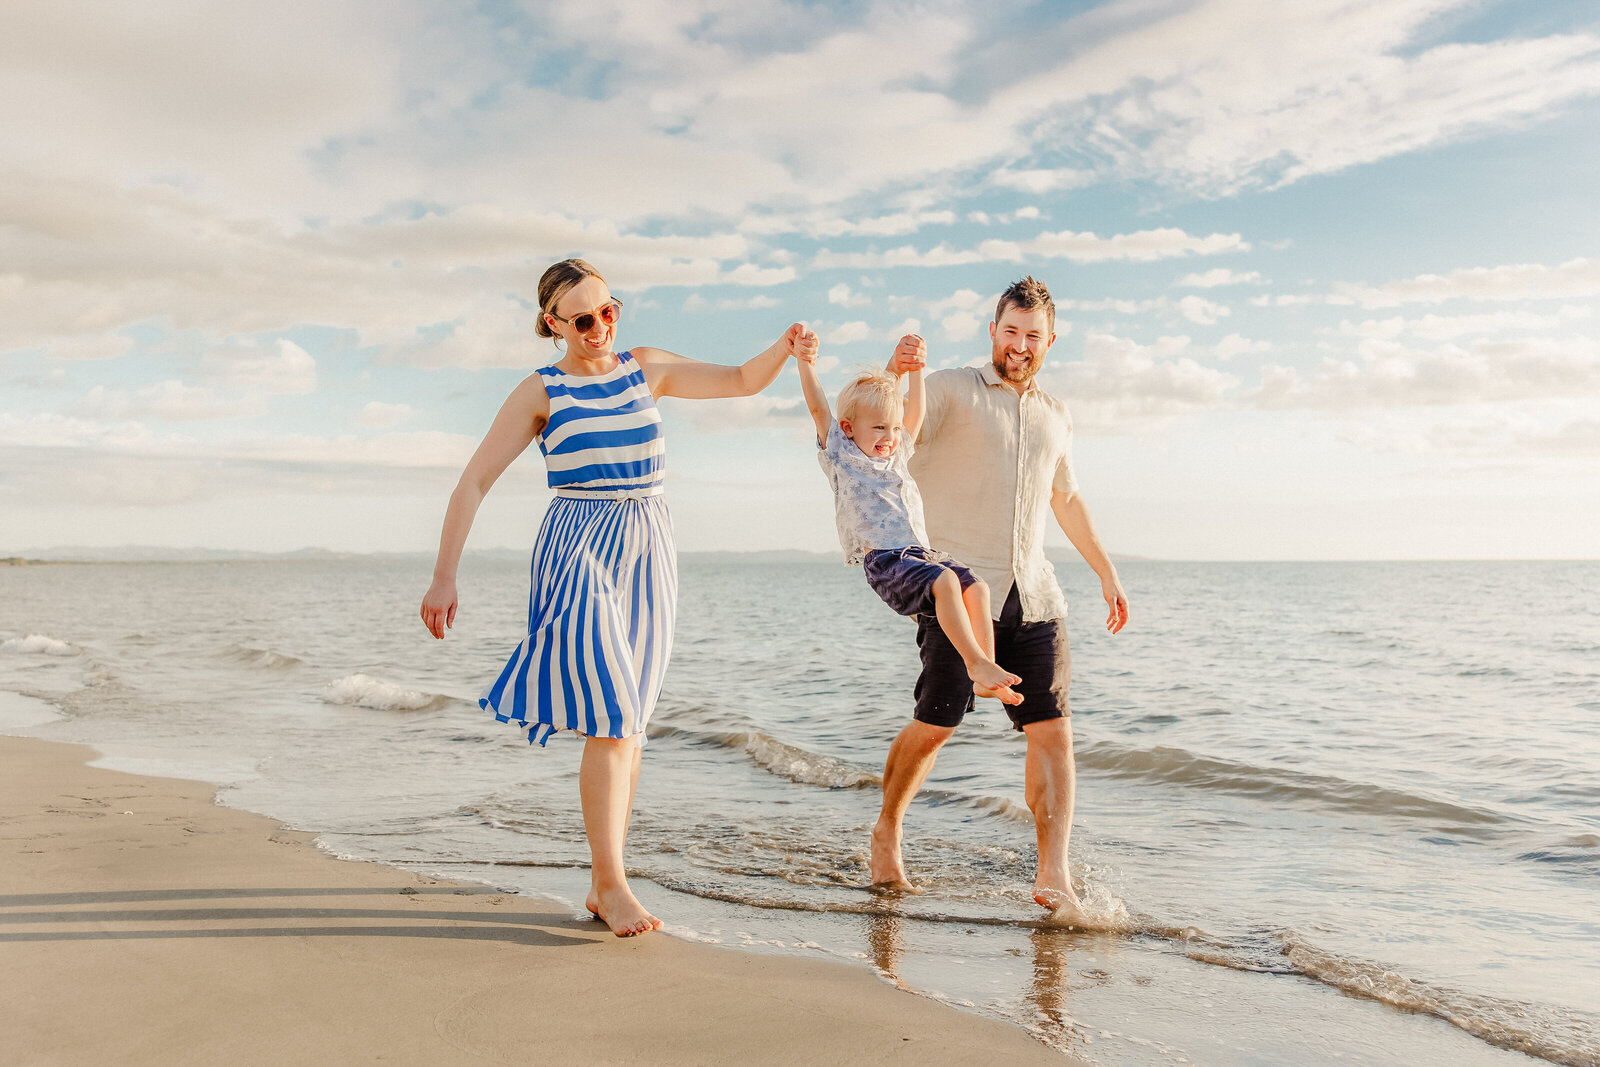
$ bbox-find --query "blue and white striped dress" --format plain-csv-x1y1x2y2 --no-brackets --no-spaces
479,350,676,746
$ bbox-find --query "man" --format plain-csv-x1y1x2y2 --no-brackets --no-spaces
871,275,1129,917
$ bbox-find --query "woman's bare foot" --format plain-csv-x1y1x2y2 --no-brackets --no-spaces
869,818,916,891
585,885,662,937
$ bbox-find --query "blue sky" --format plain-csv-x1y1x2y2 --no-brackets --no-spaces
3,0,1598,559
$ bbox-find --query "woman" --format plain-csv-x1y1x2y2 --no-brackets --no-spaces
420,258,813,936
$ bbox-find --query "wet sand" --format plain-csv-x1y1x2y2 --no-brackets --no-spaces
0,735,1073,1066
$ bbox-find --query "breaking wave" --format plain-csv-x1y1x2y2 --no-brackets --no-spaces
322,673,452,712
1,634,77,656
650,723,879,789
1080,740,1507,827
1280,931,1600,1066
219,643,303,670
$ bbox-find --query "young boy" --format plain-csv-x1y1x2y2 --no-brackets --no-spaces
795,348,1022,705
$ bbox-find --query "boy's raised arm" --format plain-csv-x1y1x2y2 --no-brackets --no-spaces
795,347,833,445
902,364,926,441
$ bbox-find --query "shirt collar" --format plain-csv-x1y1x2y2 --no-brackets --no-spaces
978,358,1035,394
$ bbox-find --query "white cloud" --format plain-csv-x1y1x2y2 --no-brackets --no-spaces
940,312,982,342
73,381,262,423
813,227,1248,270
1338,309,1582,342
823,321,873,346
1252,336,1600,410
803,210,958,239
1059,297,1165,315
661,393,807,434
1340,257,1600,308
0,412,183,452
355,401,415,429
994,1,1600,195
1178,268,1263,288
827,283,871,309
1177,295,1231,325
1213,334,1271,359
682,293,783,312
203,340,317,395
1049,333,1232,431
991,168,1091,194
1336,408,1600,459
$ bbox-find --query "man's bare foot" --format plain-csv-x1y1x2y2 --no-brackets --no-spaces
585,886,662,937
869,818,915,891
1034,881,1089,923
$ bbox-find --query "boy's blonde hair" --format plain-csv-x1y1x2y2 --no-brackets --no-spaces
836,370,904,425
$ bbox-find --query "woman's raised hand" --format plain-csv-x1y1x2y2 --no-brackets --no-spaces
784,323,819,363
420,578,458,639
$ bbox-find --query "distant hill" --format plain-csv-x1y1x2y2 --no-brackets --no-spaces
8,544,1157,564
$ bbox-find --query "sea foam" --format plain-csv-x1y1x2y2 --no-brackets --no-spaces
323,673,450,712
0,634,77,656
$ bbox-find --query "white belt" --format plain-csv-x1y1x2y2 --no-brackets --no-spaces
554,486,665,501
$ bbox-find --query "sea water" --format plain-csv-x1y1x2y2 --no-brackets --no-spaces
2,557,1597,1066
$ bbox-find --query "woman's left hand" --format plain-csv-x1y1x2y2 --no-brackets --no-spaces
420,578,458,639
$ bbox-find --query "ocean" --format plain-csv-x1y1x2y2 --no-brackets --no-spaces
2,556,1597,1065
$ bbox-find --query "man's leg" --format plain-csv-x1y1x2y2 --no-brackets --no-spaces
1021,716,1083,914
870,719,954,888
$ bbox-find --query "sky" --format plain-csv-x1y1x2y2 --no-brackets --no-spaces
3,0,1599,561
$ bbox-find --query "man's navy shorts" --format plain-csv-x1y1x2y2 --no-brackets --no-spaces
914,583,1070,731
863,545,978,618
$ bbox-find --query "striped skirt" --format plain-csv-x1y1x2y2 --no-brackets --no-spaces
479,494,677,746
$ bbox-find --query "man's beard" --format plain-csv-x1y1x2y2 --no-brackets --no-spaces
992,347,1040,384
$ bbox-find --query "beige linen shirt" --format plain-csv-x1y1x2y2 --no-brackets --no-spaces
909,363,1079,623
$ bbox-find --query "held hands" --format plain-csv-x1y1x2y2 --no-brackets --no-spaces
420,579,458,640
784,322,819,364
891,334,927,374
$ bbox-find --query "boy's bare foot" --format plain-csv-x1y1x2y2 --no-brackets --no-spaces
968,658,1020,693
585,886,662,937
869,818,915,891
973,679,1024,706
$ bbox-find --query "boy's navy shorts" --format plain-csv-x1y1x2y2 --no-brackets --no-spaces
914,583,1071,731
863,545,978,618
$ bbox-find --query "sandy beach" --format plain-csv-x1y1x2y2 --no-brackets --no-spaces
1,735,1071,1066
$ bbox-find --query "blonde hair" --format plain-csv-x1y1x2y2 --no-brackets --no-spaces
836,370,904,425
535,258,605,339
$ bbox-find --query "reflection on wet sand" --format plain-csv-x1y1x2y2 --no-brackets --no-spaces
1028,926,1080,1045
864,909,909,990
866,904,1092,1055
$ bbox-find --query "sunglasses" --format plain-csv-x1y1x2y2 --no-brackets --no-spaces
547,298,623,334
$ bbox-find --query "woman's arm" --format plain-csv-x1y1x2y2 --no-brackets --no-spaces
794,348,833,444
902,365,926,441
420,375,549,639
635,323,814,400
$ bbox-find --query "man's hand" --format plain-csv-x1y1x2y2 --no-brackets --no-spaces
1102,575,1129,634
890,334,926,374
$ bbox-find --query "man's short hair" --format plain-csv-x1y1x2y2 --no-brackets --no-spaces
995,276,1055,332
837,370,904,425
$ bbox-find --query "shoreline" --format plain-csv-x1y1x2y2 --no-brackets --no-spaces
1,734,1074,1066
